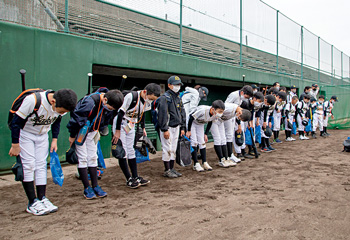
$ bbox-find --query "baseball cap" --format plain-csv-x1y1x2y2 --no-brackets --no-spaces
291,85,297,89
318,95,325,99
312,84,318,87
331,95,338,102
251,84,258,89
168,76,183,85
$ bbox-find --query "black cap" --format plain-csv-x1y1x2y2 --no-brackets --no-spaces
319,95,325,99
251,84,258,89
331,95,338,102
310,97,317,102
312,84,318,87
168,76,183,85
291,85,297,89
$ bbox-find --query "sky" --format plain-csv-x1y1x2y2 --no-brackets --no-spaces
262,0,350,56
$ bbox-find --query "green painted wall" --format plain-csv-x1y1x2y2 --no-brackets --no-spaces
0,21,348,172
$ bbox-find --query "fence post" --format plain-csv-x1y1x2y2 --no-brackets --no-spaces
331,45,333,85
276,10,279,74
341,51,343,80
318,37,320,84
239,0,243,67
179,0,183,54
301,26,303,81
64,0,69,33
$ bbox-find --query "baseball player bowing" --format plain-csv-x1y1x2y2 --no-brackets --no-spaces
296,94,311,140
323,95,338,136
186,100,225,172
284,96,298,141
9,89,77,216
112,83,161,189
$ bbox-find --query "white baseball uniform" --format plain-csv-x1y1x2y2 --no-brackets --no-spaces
284,102,297,131
312,101,324,132
16,92,61,184
296,100,309,131
323,100,333,127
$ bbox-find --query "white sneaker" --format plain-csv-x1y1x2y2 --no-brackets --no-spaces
304,136,309,140
299,136,304,140
41,197,58,213
225,158,237,167
290,137,296,141
26,199,50,216
193,163,205,172
230,153,241,163
218,159,230,168
203,162,213,171
285,137,292,142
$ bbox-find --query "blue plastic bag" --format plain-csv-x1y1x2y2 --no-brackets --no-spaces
292,122,297,135
245,128,253,146
183,136,194,153
97,141,106,169
255,125,261,144
136,147,150,164
50,151,64,187
270,116,274,131
305,119,312,132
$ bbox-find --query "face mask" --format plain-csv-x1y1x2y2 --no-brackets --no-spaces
253,90,258,94
254,102,262,107
216,112,223,118
241,95,246,100
102,103,113,111
172,85,180,93
145,97,153,105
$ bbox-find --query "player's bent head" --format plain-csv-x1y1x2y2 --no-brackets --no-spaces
303,94,311,102
212,100,225,111
239,109,252,122
268,87,279,96
280,86,287,92
253,92,264,101
292,96,299,104
319,95,325,100
265,94,276,106
277,91,287,102
144,83,161,100
53,89,78,113
241,85,254,98
105,90,124,110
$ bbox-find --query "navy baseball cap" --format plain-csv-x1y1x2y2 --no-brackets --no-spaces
251,84,258,89
168,76,183,85
291,85,297,89
331,95,338,102
312,84,318,87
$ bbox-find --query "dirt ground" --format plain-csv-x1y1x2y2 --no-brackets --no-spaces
1,129,350,240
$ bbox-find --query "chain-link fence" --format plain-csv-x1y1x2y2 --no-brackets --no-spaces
1,0,350,125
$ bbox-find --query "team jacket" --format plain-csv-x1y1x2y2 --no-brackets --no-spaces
67,91,114,138
157,89,186,132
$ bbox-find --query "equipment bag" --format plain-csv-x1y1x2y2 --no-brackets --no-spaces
292,122,297,135
176,136,192,167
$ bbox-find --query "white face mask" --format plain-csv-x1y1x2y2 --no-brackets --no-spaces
253,90,258,94
145,97,153,105
240,95,246,100
276,87,280,91
254,102,262,108
51,105,67,116
216,112,223,118
292,89,296,93
172,85,181,93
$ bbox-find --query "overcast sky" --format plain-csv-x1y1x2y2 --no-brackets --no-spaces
262,0,350,56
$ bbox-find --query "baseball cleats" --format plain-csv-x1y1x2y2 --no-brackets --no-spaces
84,186,97,199
40,197,58,213
26,199,50,216
136,176,150,186
93,185,107,198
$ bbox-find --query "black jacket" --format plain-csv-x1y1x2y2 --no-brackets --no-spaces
157,89,186,132
67,92,114,138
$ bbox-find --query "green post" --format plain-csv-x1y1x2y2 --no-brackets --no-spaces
301,26,303,80
276,10,279,74
64,0,69,33
318,37,320,83
341,51,343,80
239,0,243,67
331,45,333,85
179,0,183,54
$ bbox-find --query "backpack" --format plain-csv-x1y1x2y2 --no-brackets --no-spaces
122,87,139,111
343,138,350,152
8,89,44,130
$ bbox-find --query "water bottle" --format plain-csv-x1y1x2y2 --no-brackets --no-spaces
75,120,90,146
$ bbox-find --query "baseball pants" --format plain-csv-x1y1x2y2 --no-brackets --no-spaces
211,120,226,145
119,119,136,159
76,131,98,168
190,121,206,149
273,112,282,131
313,113,324,132
19,130,49,185
160,126,180,162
